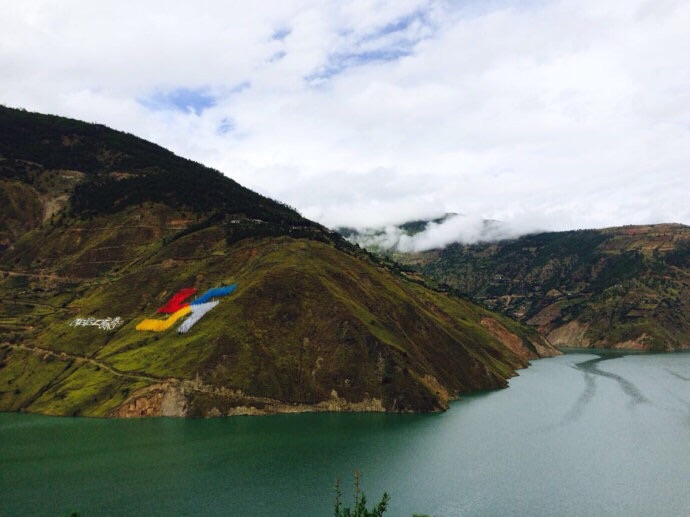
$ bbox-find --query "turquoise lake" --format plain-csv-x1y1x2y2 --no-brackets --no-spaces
1,351,689,516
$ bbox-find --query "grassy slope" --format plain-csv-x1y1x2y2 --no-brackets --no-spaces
0,207,555,417
0,105,557,417
395,225,690,351
0,179,44,247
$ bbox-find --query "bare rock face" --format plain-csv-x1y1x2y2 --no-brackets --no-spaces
160,385,188,416
481,318,532,363
611,335,650,351
420,375,452,408
113,380,389,418
527,303,562,328
547,321,591,348
230,397,386,418
115,383,188,418
480,318,560,362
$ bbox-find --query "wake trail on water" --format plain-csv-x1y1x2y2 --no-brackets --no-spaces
542,355,651,430
560,371,597,425
664,368,690,382
575,356,650,406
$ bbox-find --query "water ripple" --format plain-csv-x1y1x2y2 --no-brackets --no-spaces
664,368,690,382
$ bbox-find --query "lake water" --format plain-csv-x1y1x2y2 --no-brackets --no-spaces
1,351,689,516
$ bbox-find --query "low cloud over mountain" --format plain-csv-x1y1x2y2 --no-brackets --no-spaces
340,213,542,252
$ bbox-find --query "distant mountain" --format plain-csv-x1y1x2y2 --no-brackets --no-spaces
382,224,690,351
0,106,557,418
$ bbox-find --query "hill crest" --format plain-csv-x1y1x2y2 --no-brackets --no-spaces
0,106,558,417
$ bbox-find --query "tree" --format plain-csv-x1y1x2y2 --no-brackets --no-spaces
334,470,389,517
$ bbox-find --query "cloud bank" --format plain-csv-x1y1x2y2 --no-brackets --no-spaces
1,0,689,235
345,213,540,252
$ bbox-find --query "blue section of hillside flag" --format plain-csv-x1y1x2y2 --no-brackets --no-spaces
191,284,238,305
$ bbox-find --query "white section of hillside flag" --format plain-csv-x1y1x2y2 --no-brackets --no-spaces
177,301,220,334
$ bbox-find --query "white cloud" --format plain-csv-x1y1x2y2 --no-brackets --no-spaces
347,213,542,252
1,0,689,241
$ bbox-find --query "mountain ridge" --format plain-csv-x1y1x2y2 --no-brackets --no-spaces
0,106,558,418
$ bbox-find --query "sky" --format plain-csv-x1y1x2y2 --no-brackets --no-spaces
1,0,689,249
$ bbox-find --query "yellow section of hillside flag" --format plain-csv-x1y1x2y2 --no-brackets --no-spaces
135,306,191,332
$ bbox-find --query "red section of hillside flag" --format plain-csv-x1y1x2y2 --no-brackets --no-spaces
157,288,197,313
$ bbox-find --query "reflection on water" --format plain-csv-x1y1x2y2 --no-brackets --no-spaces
1,352,689,516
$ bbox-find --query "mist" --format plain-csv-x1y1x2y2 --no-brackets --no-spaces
344,213,545,252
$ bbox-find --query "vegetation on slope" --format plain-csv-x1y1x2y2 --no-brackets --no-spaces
0,212,551,417
0,106,557,417
0,105,313,228
390,225,690,351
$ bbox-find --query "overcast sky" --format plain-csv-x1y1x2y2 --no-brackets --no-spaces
2,0,689,247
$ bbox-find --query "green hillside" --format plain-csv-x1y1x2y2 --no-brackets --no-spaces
0,106,557,417
390,225,690,351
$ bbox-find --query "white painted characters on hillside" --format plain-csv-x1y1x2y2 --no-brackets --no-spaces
69,317,123,331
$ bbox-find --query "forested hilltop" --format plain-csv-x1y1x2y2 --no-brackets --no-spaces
0,106,558,418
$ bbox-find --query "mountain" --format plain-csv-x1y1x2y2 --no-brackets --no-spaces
0,106,558,418
382,224,690,351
